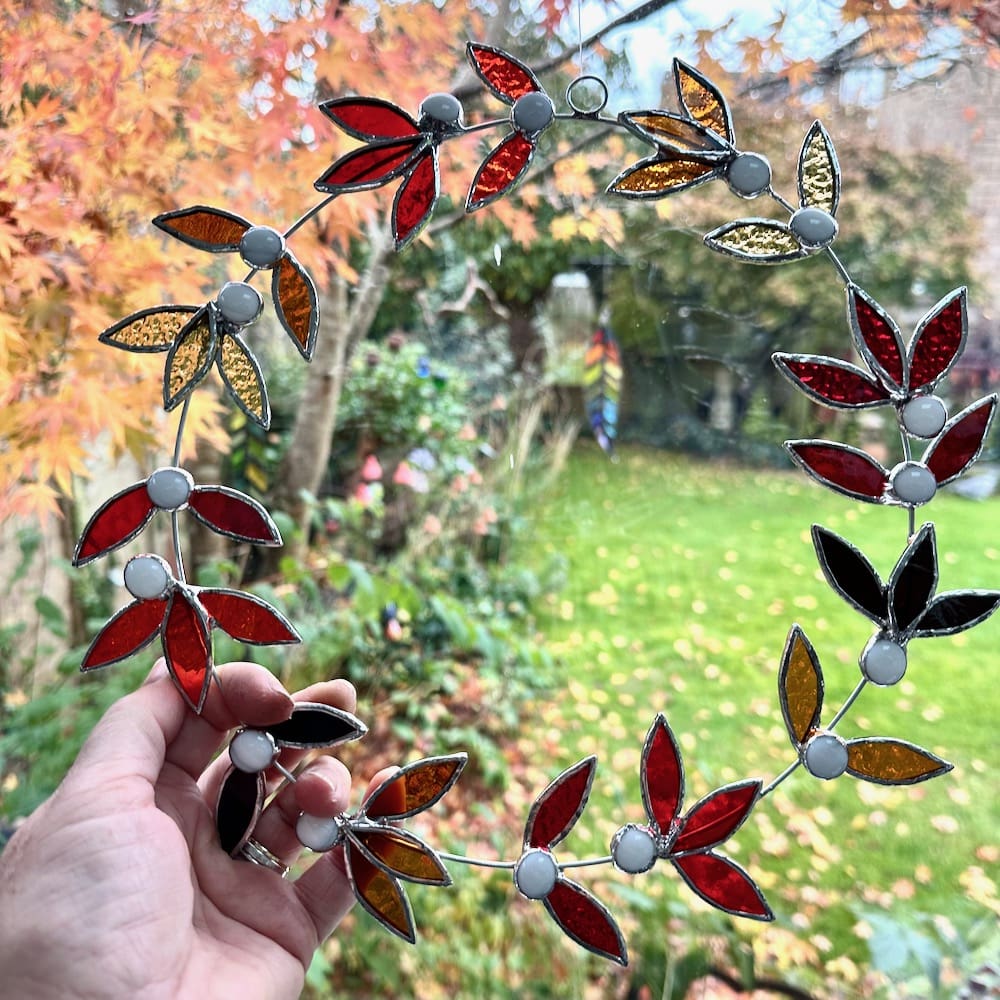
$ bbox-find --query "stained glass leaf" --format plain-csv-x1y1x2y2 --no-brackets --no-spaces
525,756,596,850
704,220,808,263
152,206,250,253
811,525,887,624
674,780,761,855
318,96,419,141
466,42,541,103
99,305,200,353
218,335,270,428
888,523,937,634
797,121,840,215
785,441,890,502
778,625,824,747
187,486,281,545
81,599,166,670
848,286,905,391
267,702,367,749
912,591,1000,637
314,137,425,192
923,395,997,486
273,254,319,360
346,848,415,942
392,150,438,250
673,59,733,143
198,588,300,645
772,353,889,409
162,591,212,713
73,483,155,566
583,327,622,455
607,154,718,200
363,753,467,821
672,851,773,920
907,287,967,391
845,738,953,785
164,309,215,411
618,111,730,156
544,879,628,966
466,133,534,212
351,827,451,885
640,714,684,835
216,766,263,855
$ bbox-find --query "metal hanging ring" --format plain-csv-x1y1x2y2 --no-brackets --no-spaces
566,75,609,116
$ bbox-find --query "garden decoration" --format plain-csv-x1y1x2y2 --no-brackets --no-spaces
73,40,998,965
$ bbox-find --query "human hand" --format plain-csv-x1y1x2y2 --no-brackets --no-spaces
0,660,384,1000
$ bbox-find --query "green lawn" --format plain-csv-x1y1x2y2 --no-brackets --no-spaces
514,442,999,992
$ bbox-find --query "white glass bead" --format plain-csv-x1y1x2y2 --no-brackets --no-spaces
419,92,463,125
123,554,171,600
513,848,559,900
862,638,907,686
239,226,285,269
901,396,947,439
216,281,263,326
803,732,849,780
296,813,342,852
513,92,554,135
726,152,771,198
146,466,193,510
789,207,838,248
610,824,657,874
890,462,937,505
229,729,277,772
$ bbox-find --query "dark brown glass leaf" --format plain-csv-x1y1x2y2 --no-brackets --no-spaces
888,523,937,633
811,525,886,623
216,767,263,855
912,591,1000,637
267,703,367,748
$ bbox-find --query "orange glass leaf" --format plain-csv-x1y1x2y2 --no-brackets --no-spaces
797,121,840,215
162,591,212,713
153,206,250,253
674,59,733,143
347,847,415,942
608,155,718,199
620,112,729,155
778,625,823,746
704,221,807,263
218,335,269,427
363,753,466,820
164,311,215,410
273,254,318,360
846,738,953,785
352,828,450,885
100,305,200,353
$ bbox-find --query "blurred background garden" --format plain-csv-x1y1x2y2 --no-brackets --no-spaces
2,0,999,996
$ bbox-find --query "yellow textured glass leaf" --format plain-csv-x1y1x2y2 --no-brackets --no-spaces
781,627,822,745
847,739,951,784
676,62,732,142
219,336,266,424
708,222,805,260
101,306,198,351
627,114,725,153
165,317,214,407
355,829,448,884
610,158,716,196
348,849,413,941
799,122,839,214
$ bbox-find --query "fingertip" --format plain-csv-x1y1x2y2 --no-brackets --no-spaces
207,662,294,729
294,759,352,817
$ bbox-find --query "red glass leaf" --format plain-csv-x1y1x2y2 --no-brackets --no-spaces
544,879,628,966
849,287,905,390
314,137,424,191
778,625,824,747
346,847,415,942
74,483,155,565
364,754,467,821
467,133,534,212
152,206,250,253
640,714,684,834
351,827,450,885
82,599,166,669
525,756,595,849
786,441,889,502
162,591,212,713
672,852,773,919
392,151,438,250
772,354,889,408
216,767,263,855
924,396,996,486
908,288,966,391
273,253,318,360
673,780,761,854
319,97,419,141
467,43,540,102
198,589,299,645
187,487,281,545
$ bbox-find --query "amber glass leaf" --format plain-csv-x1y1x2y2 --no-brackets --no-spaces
153,206,250,253
218,335,269,428
797,121,840,215
607,155,717,200
544,879,628,966
619,112,729,155
673,59,733,143
704,221,807,263
640,714,684,834
846,738,952,784
352,828,450,885
363,753,467,820
164,311,215,410
347,848,415,942
525,756,596,849
100,305,200,353
273,254,318,360
467,42,541,103
778,625,823,746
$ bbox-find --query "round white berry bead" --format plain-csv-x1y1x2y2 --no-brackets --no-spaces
803,732,849,780
229,729,278,772
726,152,771,198
861,638,907,686
295,813,343,852
610,824,657,874
216,281,264,327
123,554,172,600
901,396,947,439
789,207,838,248
889,462,937,505
146,466,193,510
513,847,559,900
239,226,285,269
